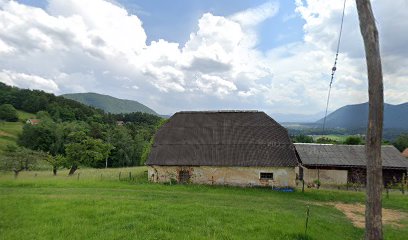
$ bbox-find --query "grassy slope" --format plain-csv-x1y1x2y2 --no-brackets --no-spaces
1,167,407,240
0,111,34,152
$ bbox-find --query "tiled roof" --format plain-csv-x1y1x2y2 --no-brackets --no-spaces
147,111,298,167
295,144,408,169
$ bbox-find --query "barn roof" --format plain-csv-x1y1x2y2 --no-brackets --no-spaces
295,144,408,169
147,111,298,167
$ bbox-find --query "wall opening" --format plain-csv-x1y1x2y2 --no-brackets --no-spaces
178,170,191,183
260,172,273,180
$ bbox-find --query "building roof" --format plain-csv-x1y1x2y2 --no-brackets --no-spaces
403,148,408,158
147,111,298,167
295,144,408,169
26,119,40,124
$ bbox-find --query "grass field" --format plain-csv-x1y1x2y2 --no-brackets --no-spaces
0,121,22,152
1,167,407,240
0,110,34,152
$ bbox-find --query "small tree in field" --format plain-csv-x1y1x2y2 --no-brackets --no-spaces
45,154,66,176
65,132,113,175
0,145,47,177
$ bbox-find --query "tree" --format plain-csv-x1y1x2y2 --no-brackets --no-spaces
356,0,384,239
344,136,363,145
0,104,18,122
293,134,314,143
45,154,66,176
316,137,337,144
65,134,113,175
0,145,47,177
393,134,408,152
18,120,63,155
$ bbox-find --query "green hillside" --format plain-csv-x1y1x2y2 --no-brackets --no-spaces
62,92,158,115
0,110,34,152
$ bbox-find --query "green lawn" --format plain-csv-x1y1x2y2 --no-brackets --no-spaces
0,167,407,240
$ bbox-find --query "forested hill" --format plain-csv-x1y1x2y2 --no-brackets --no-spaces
316,102,408,129
0,82,106,122
0,82,163,171
62,92,158,115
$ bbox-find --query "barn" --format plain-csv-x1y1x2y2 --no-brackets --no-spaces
295,144,408,186
146,111,299,187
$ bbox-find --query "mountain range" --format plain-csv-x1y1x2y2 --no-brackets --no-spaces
62,93,158,115
316,102,408,129
62,92,407,130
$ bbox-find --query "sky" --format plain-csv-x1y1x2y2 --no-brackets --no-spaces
0,0,407,119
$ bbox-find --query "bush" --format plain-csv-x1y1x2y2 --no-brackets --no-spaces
344,136,363,145
0,104,18,122
393,134,408,152
293,134,314,143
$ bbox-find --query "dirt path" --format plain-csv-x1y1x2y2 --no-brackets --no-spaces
333,203,407,228
0,130,13,137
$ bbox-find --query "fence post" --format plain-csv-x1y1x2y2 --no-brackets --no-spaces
77,173,80,181
305,205,310,236
401,173,405,195
129,172,132,181
119,172,121,181
302,179,305,193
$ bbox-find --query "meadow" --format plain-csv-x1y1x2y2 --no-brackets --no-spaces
0,110,34,152
1,167,407,240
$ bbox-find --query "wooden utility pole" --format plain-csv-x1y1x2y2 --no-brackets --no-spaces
356,0,384,239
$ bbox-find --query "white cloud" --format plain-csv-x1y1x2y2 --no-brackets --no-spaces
230,1,279,27
0,70,59,92
0,0,407,116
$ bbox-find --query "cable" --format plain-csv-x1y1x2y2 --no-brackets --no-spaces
312,0,347,186
322,0,347,132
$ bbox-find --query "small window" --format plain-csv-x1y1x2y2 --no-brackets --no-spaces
260,172,273,180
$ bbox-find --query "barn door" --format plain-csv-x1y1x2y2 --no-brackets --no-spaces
178,170,191,183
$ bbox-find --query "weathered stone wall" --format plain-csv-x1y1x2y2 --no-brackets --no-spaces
302,168,348,185
148,166,296,187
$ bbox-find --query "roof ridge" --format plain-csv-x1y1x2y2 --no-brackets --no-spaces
177,110,259,113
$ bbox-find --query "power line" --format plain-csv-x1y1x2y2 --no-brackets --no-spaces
322,0,347,132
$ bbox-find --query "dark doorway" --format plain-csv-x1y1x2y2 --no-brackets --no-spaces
178,170,191,183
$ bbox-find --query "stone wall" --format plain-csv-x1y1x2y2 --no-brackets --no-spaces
302,167,348,185
148,165,296,187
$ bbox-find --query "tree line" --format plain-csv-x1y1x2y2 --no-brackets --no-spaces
291,133,408,151
0,82,164,176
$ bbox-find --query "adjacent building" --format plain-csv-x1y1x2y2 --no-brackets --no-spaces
26,119,40,125
146,111,299,187
402,148,408,158
295,144,408,185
